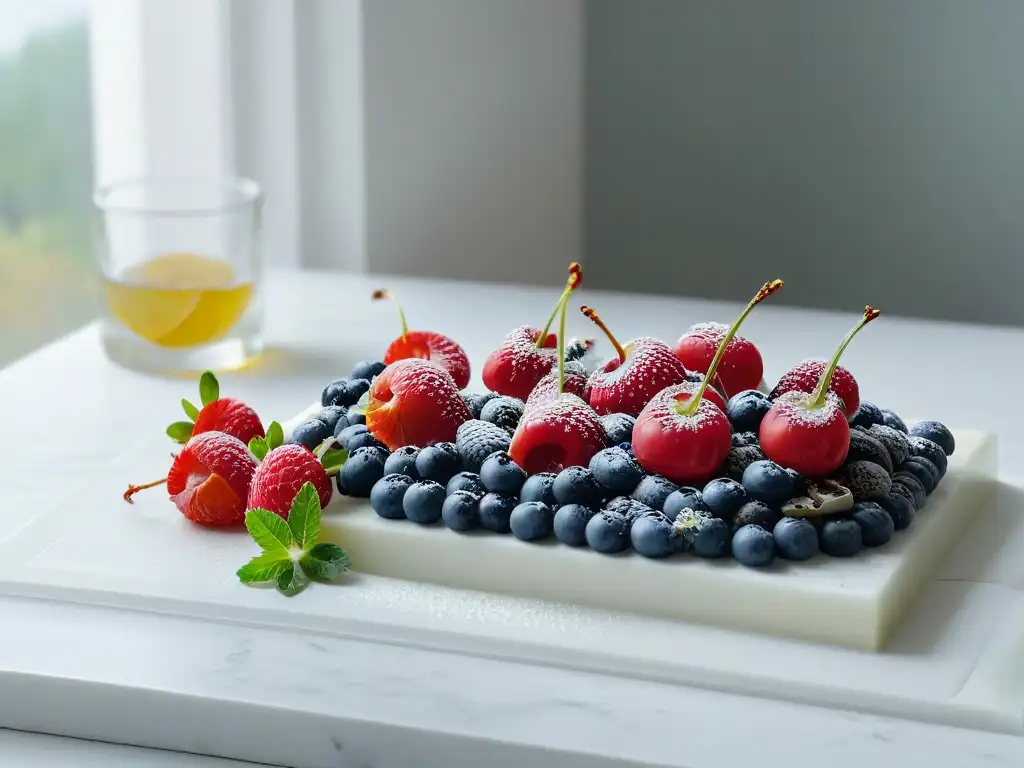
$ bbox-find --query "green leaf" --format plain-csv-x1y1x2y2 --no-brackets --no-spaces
244,508,292,554
287,482,322,550
248,436,270,462
166,421,195,443
350,390,370,416
236,551,291,583
277,565,310,597
266,421,284,451
181,398,200,422
199,370,220,406
320,447,348,473
300,543,351,581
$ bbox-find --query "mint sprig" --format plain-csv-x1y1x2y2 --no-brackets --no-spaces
248,420,285,462
236,481,351,597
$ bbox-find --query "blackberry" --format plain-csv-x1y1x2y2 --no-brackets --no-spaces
867,424,911,467
846,429,893,474
462,391,501,420
731,431,759,447
480,396,525,435
837,460,892,501
455,419,512,473
907,436,948,478
725,444,766,482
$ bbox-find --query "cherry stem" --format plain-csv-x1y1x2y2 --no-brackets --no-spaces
556,266,583,394
372,289,409,339
537,263,583,349
679,279,784,417
580,306,626,363
123,478,167,504
809,305,880,409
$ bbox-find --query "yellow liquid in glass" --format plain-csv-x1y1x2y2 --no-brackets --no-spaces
103,252,254,348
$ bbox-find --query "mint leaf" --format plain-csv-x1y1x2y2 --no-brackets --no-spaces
320,447,348,473
300,543,351,581
266,421,284,451
248,436,270,462
350,390,369,416
287,482,321,550
277,565,310,597
181,398,200,422
166,421,194,443
237,551,291,583
199,370,220,406
245,508,292,554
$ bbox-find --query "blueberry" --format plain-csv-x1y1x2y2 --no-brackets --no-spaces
731,431,759,447
589,447,644,496
725,390,772,433
838,460,891,501
731,524,775,568
772,517,819,561
867,424,911,467
847,429,894,474
520,472,557,506
369,474,414,519
850,501,895,547
691,516,732,558
600,412,636,446
478,492,517,533
899,458,938,495
631,474,679,511
850,401,885,429
455,419,512,473
347,430,387,453
402,480,446,524
415,443,461,484
335,423,369,450
732,500,781,532
819,517,864,557
553,466,604,508
784,468,806,497
891,473,926,509
877,492,915,530
479,451,527,496
585,510,631,553
663,487,706,519
510,501,555,541
604,496,654,523
336,446,388,497
553,504,597,546
701,478,748,520
442,490,481,531
383,446,420,479
741,460,793,505
345,409,366,427
909,420,955,456
907,436,948,479
350,360,386,382
725,444,766,482
630,512,682,558
480,396,525,435
462,392,500,419
290,417,333,451
446,471,485,498
321,378,371,408
319,406,349,433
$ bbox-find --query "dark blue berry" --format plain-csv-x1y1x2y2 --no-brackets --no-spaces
462,391,501,419
585,510,631,553
478,492,517,533
441,490,480,531
725,390,772,433
772,517,818,561
867,424,911,467
553,504,597,546
446,471,485,498
383,446,420,479
335,423,369,450
510,501,555,541
553,466,604,508
877,492,915,530
663,487,706,519
850,501,895,547
604,496,654,523
847,429,893,474
701,478,748,520
350,360,386,382
402,480,446,524
741,459,793,505
631,474,679,511
731,524,775,567
479,451,527,496
336,446,388,497
600,412,636,446
630,512,681,558
726,444,766,481
369,474,414,519
819,517,863,557
691,516,732,558
345,409,366,427
321,378,370,408
907,436,948,478
480,396,525,435
891,473,926,509
290,417,333,451
520,472,557,506
415,443,461,484
899,458,938,495
732,500,781,532
731,431,759,447
785,468,806,497
319,406,349,433
909,420,954,456
880,408,909,433
589,447,644,496
455,419,511,473
850,401,885,429
347,430,387,453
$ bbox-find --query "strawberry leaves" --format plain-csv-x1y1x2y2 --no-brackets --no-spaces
248,420,285,462
237,481,350,597
199,370,220,406
167,370,222,444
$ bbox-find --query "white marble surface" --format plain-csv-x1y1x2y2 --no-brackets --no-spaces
3,269,1024,766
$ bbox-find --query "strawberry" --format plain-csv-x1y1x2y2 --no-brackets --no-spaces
247,443,334,519
166,371,265,447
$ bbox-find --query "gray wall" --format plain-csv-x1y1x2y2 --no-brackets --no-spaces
585,0,1024,326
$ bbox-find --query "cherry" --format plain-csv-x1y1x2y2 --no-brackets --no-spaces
633,280,783,485
373,289,471,389
674,322,765,399
578,305,689,417
760,306,880,477
770,361,860,420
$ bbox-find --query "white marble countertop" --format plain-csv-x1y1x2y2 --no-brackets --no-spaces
3,269,1024,767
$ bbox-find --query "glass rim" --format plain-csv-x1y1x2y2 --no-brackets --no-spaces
93,175,262,217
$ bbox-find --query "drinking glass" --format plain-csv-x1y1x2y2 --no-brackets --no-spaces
94,177,264,374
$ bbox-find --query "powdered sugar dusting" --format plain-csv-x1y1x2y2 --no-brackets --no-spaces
482,325,560,401
509,393,606,472
769,389,845,427
586,337,688,417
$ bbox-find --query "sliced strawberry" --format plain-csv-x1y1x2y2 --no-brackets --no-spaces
164,431,258,526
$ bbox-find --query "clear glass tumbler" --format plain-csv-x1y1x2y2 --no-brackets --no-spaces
94,177,264,374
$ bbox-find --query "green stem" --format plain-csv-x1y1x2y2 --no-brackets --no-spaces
538,283,572,348
809,306,880,409
558,286,568,395
373,290,409,339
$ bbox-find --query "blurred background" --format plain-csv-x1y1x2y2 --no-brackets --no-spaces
3,0,1024,369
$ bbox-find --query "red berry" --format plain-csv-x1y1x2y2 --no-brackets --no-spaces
633,391,731,485
165,431,259,526
759,390,850,477
247,443,333,519
524,365,588,411
193,397,265,446
365,359,472,450
482,325,558,401
770,360,860,419
509,393,606,474
674,322,764,398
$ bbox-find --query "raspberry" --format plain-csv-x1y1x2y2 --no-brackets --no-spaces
247,444,333,519
455,419,512,473
164,432,258,526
